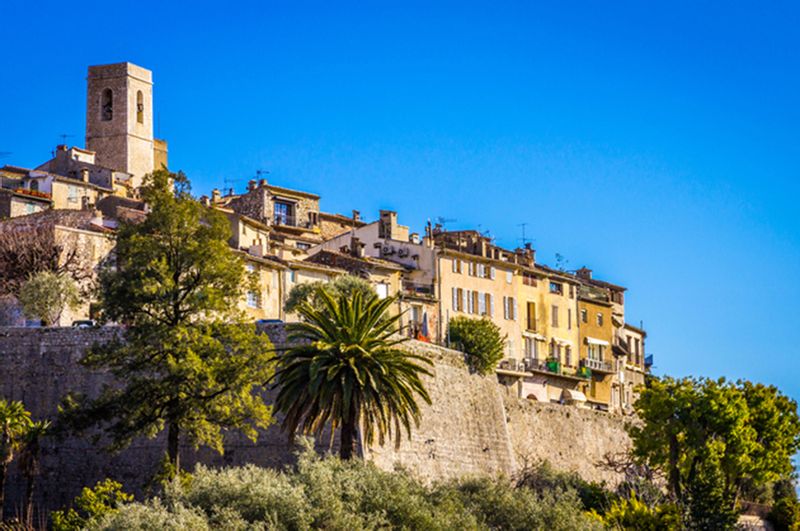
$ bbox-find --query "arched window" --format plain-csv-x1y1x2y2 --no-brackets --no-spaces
101,89,113,121
136,90,144,124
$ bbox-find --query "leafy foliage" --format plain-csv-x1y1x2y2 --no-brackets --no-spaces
274,290,432,459
0,399,33,520
18,270,80,325
283,275,376,315
447,316,506,375
61,170,274,473
51,479,133,531
595,495,681,530
515,460,615,514
769,479,800,531
86,443,602,530
630,376,800,529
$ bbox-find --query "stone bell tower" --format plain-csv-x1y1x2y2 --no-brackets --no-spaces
85,62,155,190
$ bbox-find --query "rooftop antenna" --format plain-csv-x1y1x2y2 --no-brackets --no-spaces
222,176,247,192
435,216,456,229
58,133,74,145
256,169,270,179
517,222,531,247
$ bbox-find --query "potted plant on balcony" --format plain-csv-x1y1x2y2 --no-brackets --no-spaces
545,357,560,374
577,365,592,379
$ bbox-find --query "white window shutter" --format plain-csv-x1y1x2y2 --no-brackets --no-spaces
488,294,494,317
452,287,458,311
479,292,486,315
513,298,518,321
490,266,495,279
462,289,467,313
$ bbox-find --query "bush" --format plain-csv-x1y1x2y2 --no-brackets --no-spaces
770,479,800,531
52,479,133,531
284,275,376,314
598,495,681,530
83,443,602,530
515,460,615,514
447,317,506,375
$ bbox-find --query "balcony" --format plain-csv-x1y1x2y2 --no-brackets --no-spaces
402,282,435,297
580,358,614,373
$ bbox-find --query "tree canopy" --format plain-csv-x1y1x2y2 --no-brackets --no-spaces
630,376,800,529
447,316,506,375
18,271,80,326
63,170,274,474
283,275,376,315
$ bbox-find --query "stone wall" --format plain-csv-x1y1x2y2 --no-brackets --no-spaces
0,326,633,515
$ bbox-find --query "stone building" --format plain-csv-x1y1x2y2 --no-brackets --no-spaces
85,62,168,189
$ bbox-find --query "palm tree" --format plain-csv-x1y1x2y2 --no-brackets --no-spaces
18,420,50,526
273,290,433,460
0,399,32,521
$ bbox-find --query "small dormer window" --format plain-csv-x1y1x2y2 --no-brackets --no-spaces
136,91,144,124
101,89,113,121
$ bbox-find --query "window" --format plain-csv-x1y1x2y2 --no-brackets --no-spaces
296,242,311,250
308,212,319,226
597,313,604,326
523,272,537,286
489,266,495,280
524,337,539,361
568,309,572,330
468,261,475,276
506,271,513,284
452,259,462,274
588,344,604,361
289,270,297,283
136,90,144,124
25,203,36,214
101,88,113,121
246,291,260,308
273,201,294,225
29,180,38,192
376,283,389,299
452,287,464,312
503,296,516,320
551,305,559,327
485,293,493,317
581,308,588,323
565,346,572,367
635,338,641,365
411,305,423,324
549,281,563,295
246,264,256,273
569,285,575,298
67,185,78,203
478,292,486,315
526,302,536,331
465,290,473,313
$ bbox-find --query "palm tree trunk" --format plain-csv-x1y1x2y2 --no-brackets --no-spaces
0,462,6,521
23,467,34,526
167,422,180,475
339,412,357,460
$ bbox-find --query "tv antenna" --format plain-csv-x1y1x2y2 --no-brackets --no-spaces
517,222,531,247
256,169,269,179
435,216,456,228
58,133,74,145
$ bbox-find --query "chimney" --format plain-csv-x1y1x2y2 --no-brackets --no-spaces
576,267,593,280
352,210,361,222
80,168,90,183
351,237,365,258
248,180,257,192
211,189,221,203
199,195,210,206
57,144,68,152
409,232,420,244
258,178,267,188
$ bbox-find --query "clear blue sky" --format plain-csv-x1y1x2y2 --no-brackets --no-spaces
2,2,799,401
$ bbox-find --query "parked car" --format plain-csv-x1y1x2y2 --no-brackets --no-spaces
72,320,97,328
256,319,283,325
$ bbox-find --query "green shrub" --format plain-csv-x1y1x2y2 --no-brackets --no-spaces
51,479,133,531
83,444,602,530
284,275,375,314
597,495,681,530
515,460,615,514
769,479,800,531
447,317,506,375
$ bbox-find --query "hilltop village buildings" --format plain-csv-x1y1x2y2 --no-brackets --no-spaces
0,62,652,414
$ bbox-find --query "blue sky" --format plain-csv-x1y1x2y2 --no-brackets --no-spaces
2,2,799,401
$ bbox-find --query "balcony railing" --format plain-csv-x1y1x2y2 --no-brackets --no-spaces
581,358,613,373
402,282,435,296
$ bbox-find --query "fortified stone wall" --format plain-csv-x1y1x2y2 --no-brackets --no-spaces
0,326,632,515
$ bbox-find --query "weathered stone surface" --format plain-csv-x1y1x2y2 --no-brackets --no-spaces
0,326,633,515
